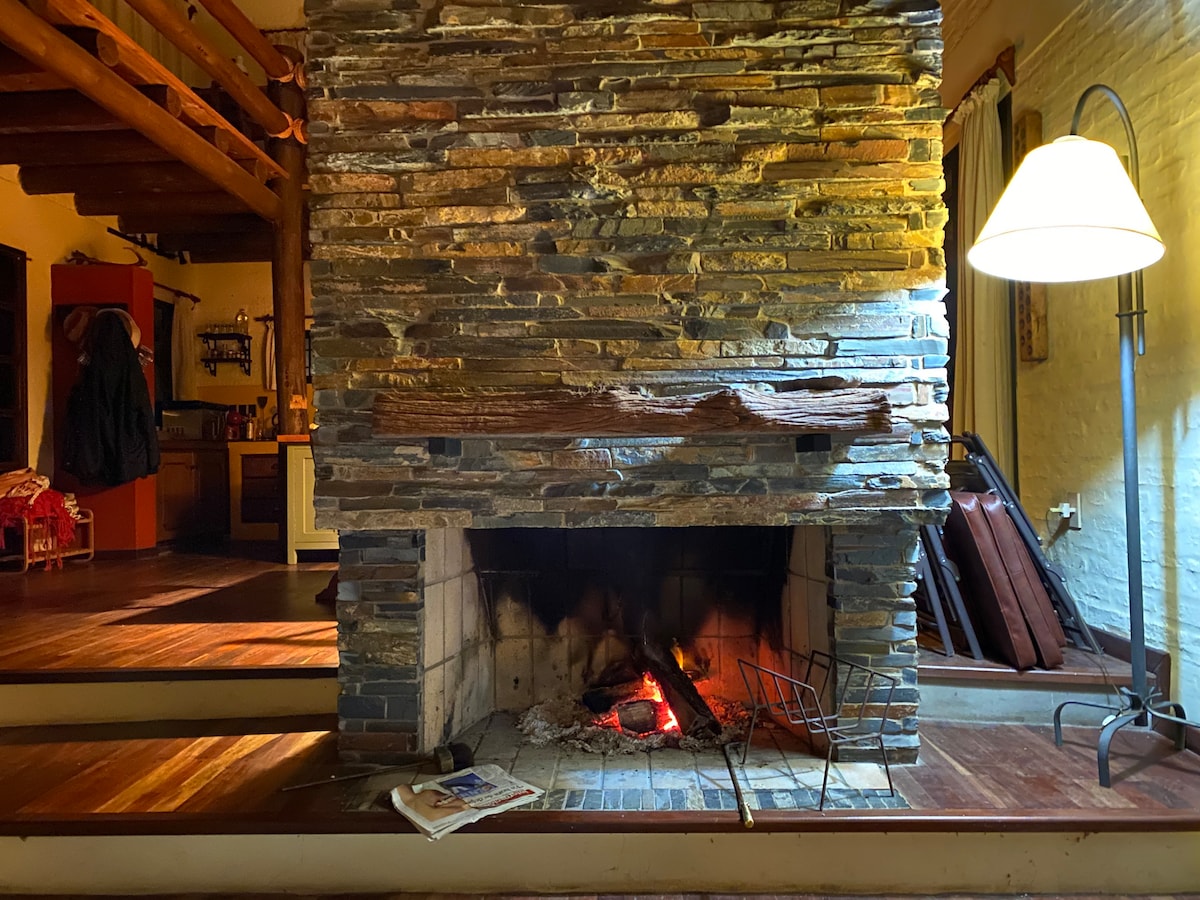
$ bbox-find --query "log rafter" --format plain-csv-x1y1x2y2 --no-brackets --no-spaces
0,0,280,221
22,0,285,177
373,387,894,438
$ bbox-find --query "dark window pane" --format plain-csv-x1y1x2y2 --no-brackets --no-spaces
0,416,13,462
0,309,13,356
0,364,14,409
0,253,14,299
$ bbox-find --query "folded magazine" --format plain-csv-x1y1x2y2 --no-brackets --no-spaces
389,763,543,840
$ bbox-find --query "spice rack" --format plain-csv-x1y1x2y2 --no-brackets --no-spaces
197,331,252,376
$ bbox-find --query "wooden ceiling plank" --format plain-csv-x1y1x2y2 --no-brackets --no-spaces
0,86,179,134
193,0,292,81
18,160,271,195
119,0,291,137
23,0,285,180
116,213,266,235
158,231,275,263
74,192,252,217
0,0,280,220
0,130,177,165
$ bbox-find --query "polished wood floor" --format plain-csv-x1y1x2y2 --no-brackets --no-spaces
0,550,337,673
0,717,1196,832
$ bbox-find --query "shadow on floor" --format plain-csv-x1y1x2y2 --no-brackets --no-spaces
121,570,336,624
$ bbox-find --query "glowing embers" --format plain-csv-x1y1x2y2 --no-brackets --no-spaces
594,673,682,737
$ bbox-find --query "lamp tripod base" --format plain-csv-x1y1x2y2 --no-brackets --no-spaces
1054,691,1195,787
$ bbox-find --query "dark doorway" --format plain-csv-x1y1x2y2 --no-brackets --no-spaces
0,243,27,473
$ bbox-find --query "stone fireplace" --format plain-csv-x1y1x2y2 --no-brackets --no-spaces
306,0,948,766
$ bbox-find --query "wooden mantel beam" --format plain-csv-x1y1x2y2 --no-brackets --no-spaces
118,0,291,137
0,0,281,221
373,387,894,438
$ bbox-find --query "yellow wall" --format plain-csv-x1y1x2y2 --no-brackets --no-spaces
1012,0,1200,710
0,169,315,469
185,261,313,428
0,168,188,473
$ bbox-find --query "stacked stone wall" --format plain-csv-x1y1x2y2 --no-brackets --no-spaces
307,0,948,763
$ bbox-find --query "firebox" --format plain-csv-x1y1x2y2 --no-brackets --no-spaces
307,0,947,770
416,526,825,750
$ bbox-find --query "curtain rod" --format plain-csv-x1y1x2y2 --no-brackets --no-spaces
949,45,1016,120
154,282,202,305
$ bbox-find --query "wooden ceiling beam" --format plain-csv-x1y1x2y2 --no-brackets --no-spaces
116,213,266,235
0,129,231,166
193,0,293,81
0,0,281,220
74,191,252,217
118,0,291,137
23,0,285,179
0,86,179,134
18,160,270,195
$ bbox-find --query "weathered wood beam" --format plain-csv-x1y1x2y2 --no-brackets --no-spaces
118,0,291,136
23,161,223,195
373,387,894,438
0,86,179,134
194,0,293,81
0,129,230,166
23,0,285,179
270,77,309,436
116,213,265,235
0,0,281,220
75,191,251,217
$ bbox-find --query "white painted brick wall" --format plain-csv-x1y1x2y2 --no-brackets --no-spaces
1015,0,1200,714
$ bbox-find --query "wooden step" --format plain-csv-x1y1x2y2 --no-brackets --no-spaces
0,666,337,725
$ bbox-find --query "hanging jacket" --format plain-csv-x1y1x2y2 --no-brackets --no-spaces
63,310,160,486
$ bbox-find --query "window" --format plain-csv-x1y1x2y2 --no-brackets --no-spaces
0,243,27,473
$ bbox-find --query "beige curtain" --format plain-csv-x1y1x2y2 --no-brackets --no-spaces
952,78,1014,477
172,298,198,401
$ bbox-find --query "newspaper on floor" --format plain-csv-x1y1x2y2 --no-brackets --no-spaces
389,763,544,840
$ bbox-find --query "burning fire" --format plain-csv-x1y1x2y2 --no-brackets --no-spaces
595,673,681,736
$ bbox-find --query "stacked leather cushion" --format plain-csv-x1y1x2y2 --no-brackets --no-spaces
944,491,1066,670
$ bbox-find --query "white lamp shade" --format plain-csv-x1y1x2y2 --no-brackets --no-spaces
966,135,1164,282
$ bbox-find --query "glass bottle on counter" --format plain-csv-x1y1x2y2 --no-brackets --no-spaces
235,308,249,334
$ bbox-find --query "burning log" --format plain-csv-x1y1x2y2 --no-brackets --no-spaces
615,699,658,735
582,677,643,714
637,637,720,739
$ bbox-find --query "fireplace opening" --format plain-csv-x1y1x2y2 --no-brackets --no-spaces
420,525,832,753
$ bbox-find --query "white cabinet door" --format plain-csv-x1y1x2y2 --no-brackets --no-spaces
285,443,338,563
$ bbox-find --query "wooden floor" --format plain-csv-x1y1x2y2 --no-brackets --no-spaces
0,550,337,673
0,717,1197,832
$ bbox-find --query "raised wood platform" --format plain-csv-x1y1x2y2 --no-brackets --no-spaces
0,718,1197,893
0,551,337,724
0,552,337,675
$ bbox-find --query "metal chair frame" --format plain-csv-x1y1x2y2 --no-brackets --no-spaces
737,649,897,810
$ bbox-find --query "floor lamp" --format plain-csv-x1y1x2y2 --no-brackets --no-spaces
967,84,1197,787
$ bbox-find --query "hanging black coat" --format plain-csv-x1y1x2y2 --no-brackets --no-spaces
63,311,160,486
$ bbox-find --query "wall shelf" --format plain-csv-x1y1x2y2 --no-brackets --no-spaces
198,331,252,376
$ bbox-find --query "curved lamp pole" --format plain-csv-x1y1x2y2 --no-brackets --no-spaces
968,84,1195,787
